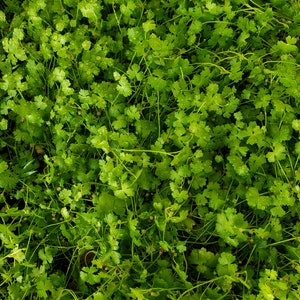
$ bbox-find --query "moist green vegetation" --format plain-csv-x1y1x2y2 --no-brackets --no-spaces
0,0,300,299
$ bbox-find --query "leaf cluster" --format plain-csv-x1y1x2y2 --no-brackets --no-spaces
1,0,300,299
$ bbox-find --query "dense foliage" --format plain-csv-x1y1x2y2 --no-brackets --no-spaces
1,0,300,299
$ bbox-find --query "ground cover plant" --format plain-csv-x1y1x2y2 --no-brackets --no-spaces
0,0,300,299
